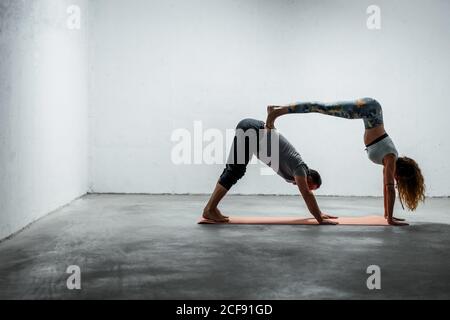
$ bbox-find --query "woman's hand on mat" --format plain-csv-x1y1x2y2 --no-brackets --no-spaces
387,219,409,226
321,213,338,219
385,215,406,222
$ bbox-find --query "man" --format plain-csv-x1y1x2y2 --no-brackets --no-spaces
202,118,338,225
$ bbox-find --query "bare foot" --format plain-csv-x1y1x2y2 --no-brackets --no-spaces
266,106,277,129
202,208,229,222
266,105,284,129
267,105,276,114
215,208,228,219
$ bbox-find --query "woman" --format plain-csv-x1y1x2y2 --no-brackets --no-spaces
265,97,425,226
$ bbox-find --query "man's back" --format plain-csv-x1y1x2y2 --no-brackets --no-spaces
232,118,309,182
258,124,309,182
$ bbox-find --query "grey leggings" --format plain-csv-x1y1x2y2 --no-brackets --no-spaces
287,97,384,129
218,118,265,190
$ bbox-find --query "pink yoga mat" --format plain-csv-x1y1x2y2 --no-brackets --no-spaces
198,215,390,226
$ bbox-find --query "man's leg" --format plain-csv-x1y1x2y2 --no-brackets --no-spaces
203,119,261,222
202,155,248,222
202,183,230,222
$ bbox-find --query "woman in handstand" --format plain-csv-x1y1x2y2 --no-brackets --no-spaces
265,97,425,226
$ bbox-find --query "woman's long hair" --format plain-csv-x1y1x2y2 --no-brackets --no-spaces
396,157,425,211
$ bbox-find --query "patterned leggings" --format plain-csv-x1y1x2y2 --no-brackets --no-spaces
287,97,384,129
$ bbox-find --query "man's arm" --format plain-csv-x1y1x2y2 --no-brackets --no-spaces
294,175,337,225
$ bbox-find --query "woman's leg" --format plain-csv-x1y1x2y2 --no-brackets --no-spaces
266,97,383,129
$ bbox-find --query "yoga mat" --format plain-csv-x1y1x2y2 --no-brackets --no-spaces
198,215,390,226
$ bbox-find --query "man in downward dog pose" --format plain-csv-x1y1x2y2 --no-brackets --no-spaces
202,118,338,225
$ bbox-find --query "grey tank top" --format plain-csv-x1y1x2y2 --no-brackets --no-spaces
366,135,398,165
258,130,308,182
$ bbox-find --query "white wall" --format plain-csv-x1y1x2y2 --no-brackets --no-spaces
89,0,450,196
0,0,89,239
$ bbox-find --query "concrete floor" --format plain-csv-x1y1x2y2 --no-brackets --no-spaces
0,194,449,299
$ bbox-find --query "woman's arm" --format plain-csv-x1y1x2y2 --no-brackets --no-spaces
383,167,389,219
384,155,408,226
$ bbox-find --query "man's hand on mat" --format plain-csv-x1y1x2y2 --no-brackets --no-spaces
319,219,339,225
387,219,409,226
321,213,338,219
